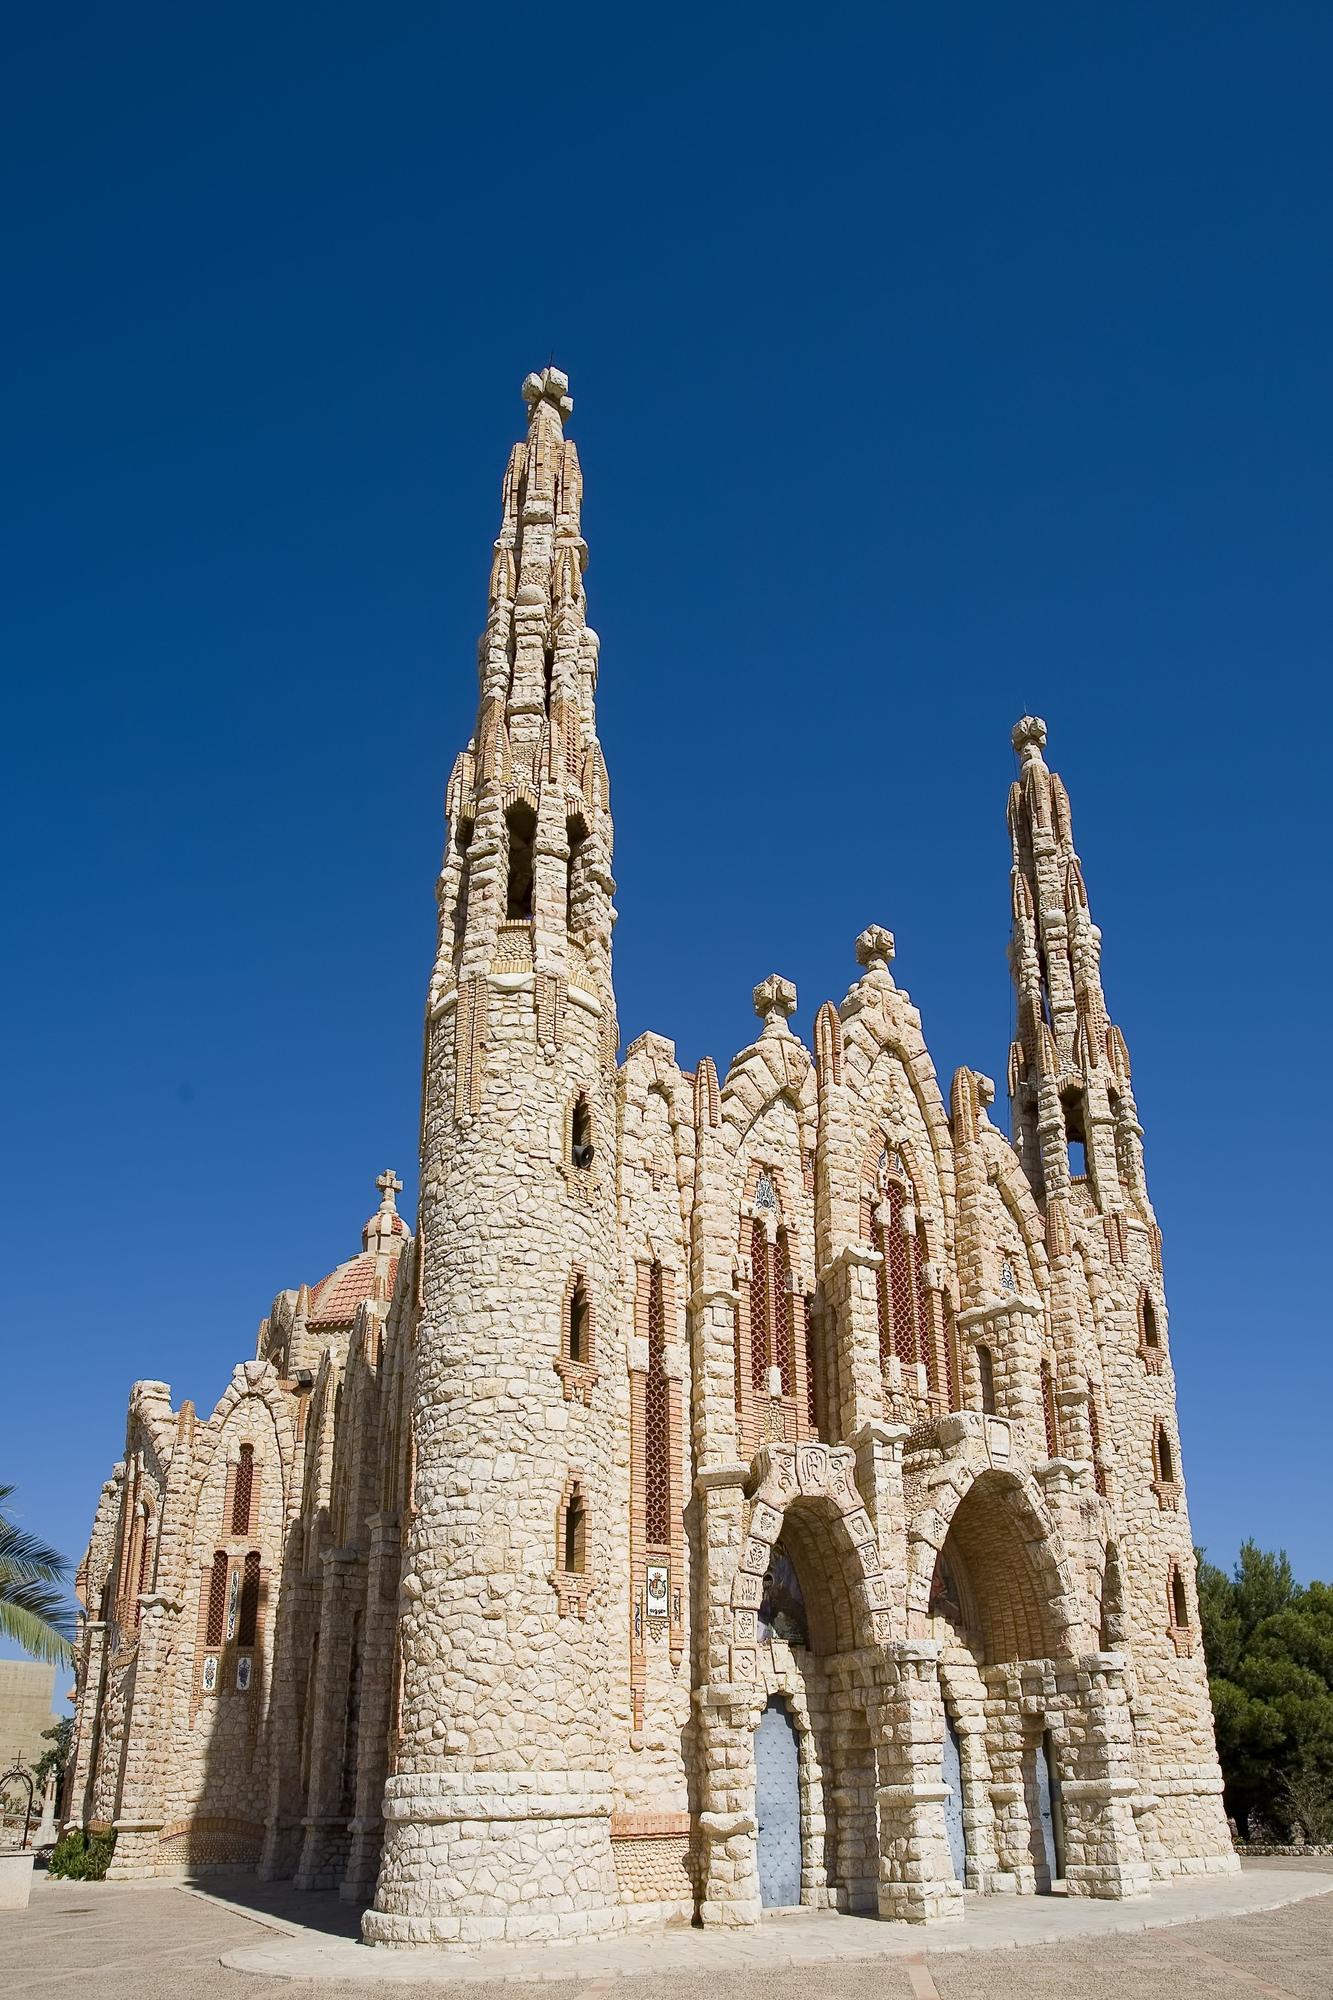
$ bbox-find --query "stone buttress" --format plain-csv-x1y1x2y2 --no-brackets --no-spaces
364,369,624,1946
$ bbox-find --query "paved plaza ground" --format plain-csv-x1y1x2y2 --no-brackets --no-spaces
2,1859,1331,1999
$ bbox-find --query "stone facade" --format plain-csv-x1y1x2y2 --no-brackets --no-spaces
67,368,1236,1942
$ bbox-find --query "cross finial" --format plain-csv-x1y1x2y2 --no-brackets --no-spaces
522,366,573,423
752,974,798,1037
375,1169,403,1212
855,925,896,977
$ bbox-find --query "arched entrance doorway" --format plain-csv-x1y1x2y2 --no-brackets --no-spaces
923,1469,1072,1898
1032,1730,1065,1889
756,1697,801,1908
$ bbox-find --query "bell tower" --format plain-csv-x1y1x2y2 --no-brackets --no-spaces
365,368,623,1947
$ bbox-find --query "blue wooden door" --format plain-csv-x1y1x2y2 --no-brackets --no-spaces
756,1698,801,1908
942,1714,966,1886
1034,1732,1064,1886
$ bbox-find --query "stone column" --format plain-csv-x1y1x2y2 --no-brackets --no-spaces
107,1593,181,1877
259,1571,316,1880
295,1548,364,1891
341,1513,401,1903
874,1641,964,1923
693,1466,761,1926
64,1620,107,1831
694,1682,761,1926
824,1245,886,1440
1058,1653,1150,1899
849,1420,909,1608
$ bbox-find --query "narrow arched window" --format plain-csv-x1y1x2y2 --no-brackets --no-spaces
977,1343,997,1416
563,1484,586,1574
566,814,588,936
452,816,474,950
1142,1295,1160,1348
567,1280,589,1364
231,1443,254,1536
570,1094,594,1170
1041,1359,1060,1458
1170,1564,1189,1629
1155,1426,1175,1483
1062,1089,1088,1179
505,800,537,920
645,1262,670,1546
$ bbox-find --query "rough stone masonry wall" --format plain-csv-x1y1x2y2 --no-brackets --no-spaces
365,983,623,1945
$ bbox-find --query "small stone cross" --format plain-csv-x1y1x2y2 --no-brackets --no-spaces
376,1169,403,1210
855,926,896,976
752,974,797,1037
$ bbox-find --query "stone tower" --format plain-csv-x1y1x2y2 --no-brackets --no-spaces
1006,714,1232,1870
365,367,624,1946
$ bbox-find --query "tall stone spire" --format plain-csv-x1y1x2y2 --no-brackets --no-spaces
367,370,623,1949
1006,716,1145,1221
429,366,615,1069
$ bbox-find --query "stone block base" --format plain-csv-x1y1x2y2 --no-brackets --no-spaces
364,1771,624,1949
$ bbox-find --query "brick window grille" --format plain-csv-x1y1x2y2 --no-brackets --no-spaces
645,1262,670,1546
237,1551,261,1649
874,1165,927,1378
205,1549,228,1648
774,1229,795,1396
1041,1361,1060,1459
749,1218,769,1392
886,1180,917,1370
231,1444,254,1536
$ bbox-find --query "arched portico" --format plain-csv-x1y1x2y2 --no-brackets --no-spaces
696,1441,964,1928
909,1432,1150,1904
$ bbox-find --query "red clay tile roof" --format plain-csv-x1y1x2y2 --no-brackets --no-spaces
307,1251,399,1331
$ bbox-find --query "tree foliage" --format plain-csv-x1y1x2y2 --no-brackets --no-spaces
1198,1543,1333,1841
32,1716,73,1794
0,1483,73,1665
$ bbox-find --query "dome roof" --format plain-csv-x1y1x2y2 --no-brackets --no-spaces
306,1170,406,1332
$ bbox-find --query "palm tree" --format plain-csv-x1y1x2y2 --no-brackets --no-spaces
0,1485,73,1665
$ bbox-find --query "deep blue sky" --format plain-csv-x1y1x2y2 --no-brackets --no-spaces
5,4,1330,1683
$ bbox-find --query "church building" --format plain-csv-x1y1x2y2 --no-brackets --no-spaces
66,367,1236,1943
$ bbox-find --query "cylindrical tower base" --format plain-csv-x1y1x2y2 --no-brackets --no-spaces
363,1773,622,1947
